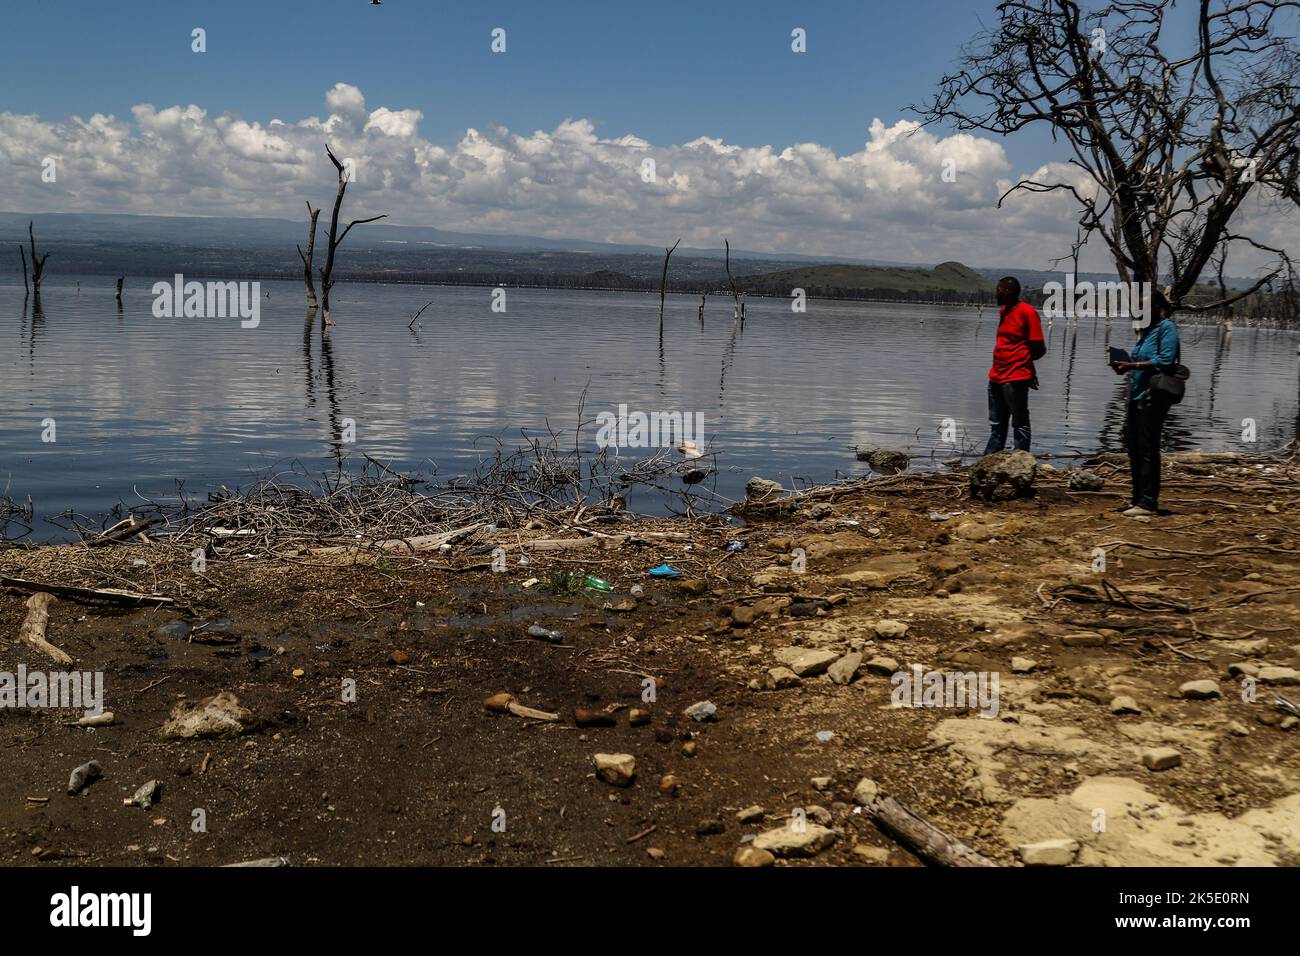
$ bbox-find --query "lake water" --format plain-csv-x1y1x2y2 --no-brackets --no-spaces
2,276,1297,540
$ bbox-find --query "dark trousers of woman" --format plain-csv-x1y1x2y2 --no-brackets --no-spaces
984,380,1032,455
1124,395,1172,511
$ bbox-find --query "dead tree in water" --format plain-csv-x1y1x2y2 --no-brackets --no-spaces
318,145,387,326
115,277,123,303
724,238,744,322
658,238,680,332
916,0,1300,320
698,290,708,324
20,222,49,299
298,200,321,309
18,247,27,295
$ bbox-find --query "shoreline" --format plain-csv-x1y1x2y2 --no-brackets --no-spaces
2,450,1297,866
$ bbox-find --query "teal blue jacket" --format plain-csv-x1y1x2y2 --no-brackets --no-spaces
1130,319,1181,402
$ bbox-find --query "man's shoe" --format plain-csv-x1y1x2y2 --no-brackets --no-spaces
1122,506,1156,517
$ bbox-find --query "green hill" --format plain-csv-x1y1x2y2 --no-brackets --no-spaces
737,260,994,301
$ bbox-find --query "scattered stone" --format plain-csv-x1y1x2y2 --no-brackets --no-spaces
734,846,776,867
66,760,103,796
77,712,115,727
873,619,909,639
809,503,834,520
1109,696,1141,715
1142,747,1182,771
387,649,411,665
1018,838,1079,866
1067,471,1105,492
1226,721,1251,737
678,579,709,596
684,701,718,722
593,753,636,787
1011,657,1037,674
628,708,651,726
1258,666,1300,685
645,847,666,860
695,818,725,836
828,652,863,685
1062,632,1105,647
852,778,879,806
859,448,910,475
1180,680,1222,700
866,656,900,676
658,774,680,796
753,822,837,857
970,450,1037,501
773,647,839,677
161,691,252,740
852,845,891,864
746,477,785,500
736,805,765,824
766,666,802,690
811,776,833,791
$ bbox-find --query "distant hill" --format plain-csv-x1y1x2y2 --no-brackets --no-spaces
737,260,995,302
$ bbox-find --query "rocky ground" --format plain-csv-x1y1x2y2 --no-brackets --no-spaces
1,451,1298,867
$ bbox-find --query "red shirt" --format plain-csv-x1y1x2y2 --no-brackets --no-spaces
989,301,1045,383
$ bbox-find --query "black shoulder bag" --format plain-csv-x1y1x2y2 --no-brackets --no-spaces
1148,323,1190,404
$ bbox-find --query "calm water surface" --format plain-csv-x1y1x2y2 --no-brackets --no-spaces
2,276,1297,539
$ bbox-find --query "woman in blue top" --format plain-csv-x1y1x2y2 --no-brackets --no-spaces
1113,314,1181,516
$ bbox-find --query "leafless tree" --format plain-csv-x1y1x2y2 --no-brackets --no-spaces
318,145,387,325
298,201,322,309
659,238,681,332
915,0,1300,319
724,238,745,321
20,221,49,299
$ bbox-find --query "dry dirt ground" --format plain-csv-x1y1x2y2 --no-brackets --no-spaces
1,453,1298,867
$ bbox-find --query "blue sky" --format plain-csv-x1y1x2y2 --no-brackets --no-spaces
0,0,1052,165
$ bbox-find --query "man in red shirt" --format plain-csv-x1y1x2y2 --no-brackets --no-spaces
984,276,1046,454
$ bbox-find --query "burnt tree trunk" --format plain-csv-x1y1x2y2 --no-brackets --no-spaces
26,222,49,301
298,201,321,309
318,145,386,326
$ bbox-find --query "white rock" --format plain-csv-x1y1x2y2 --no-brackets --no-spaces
1180,680,1221,700
753,822,837,857
1142,747,1182,771
774,647,839,677
852,777,879,806
1018,838,1079,866
874,620,910,639
593,753,636,787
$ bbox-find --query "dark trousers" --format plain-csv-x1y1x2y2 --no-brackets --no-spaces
1124,396,1172,510
984,380,1031,454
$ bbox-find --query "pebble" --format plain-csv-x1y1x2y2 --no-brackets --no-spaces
752,822,837,857
1017,838,1079,866
1180,680,1221,700
852,777,879,806
773,647,839,677
766,666,802,690
852,845,891,864
1010,657,1037,673
659,774,680,796
734,846,776,867
1258,665,1300,685
828,652,863,685
736,805,765,824
67,760,103,796
873,620,910,639
593,753,636,787
628,708,651,726
684,701,718,722
866,656,900,676
1142,747,1182,771
1109,696,1141,715
811,776,833,791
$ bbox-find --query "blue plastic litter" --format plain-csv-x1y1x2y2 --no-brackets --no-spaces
648,563,681,578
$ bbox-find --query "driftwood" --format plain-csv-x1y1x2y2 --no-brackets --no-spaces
88,514,161,547
865,795,997,867
483,693,559,722
2,576,174,607
17,592,72,664
306,523,486,557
